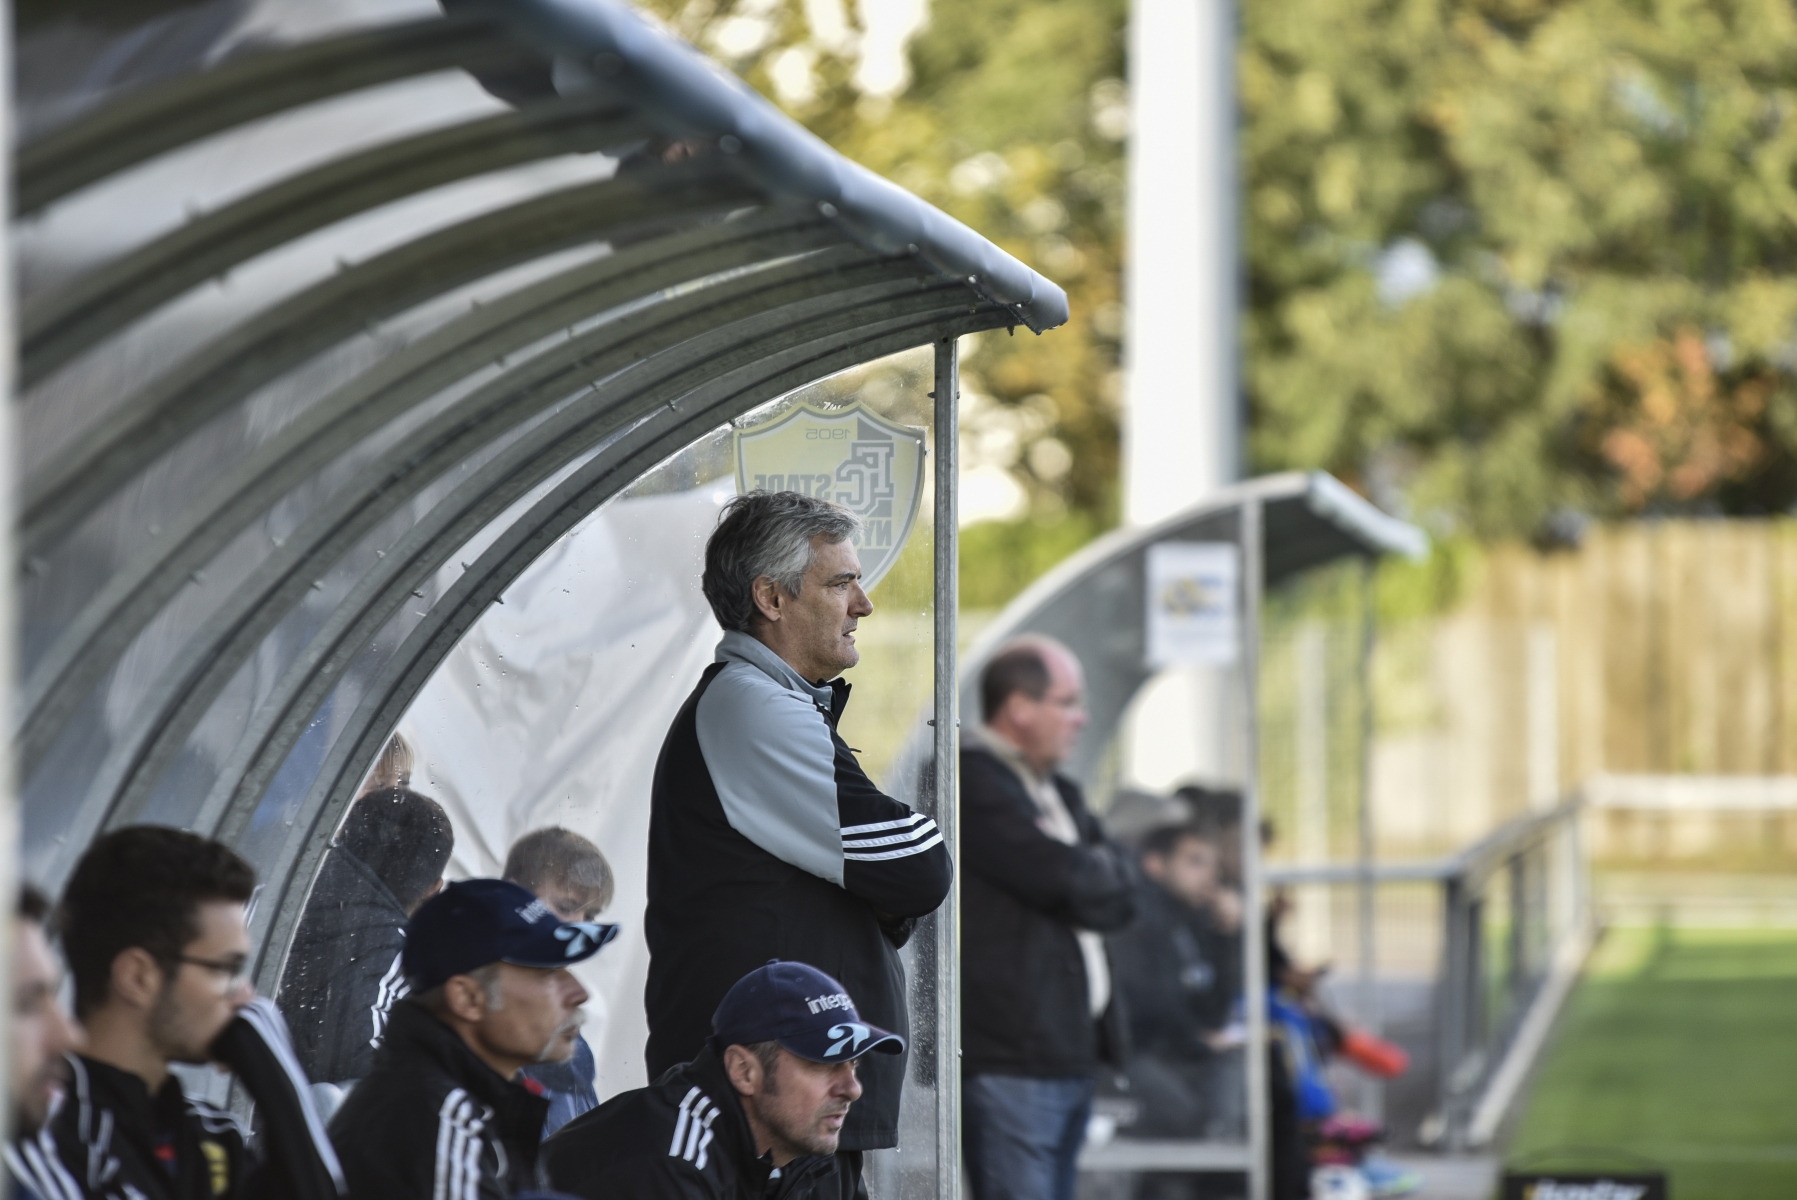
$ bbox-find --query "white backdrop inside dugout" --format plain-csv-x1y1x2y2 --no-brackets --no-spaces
393,480,730,1103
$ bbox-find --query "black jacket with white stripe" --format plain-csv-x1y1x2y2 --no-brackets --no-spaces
644,633,953,1152
541,1047,844,1200
327,999,548,1200
24,998,344,1200
278,844,411,1085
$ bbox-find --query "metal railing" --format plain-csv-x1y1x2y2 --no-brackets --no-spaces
1079,799,1590,1173
1266,798,1591,1150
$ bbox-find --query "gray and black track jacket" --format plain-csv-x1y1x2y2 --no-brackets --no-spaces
644,631,953,1152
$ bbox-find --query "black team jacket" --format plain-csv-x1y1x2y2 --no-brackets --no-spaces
960,737,1136,1078
1108,877,1238,1062
542,1046,851,1200
30,998,344,1200
644,632,953,1152
327,1000,548,1200
278,843,411,1085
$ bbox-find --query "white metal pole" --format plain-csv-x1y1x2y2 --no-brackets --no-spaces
0,0,19,1148
1356,559,1382,1120
1240,497,1270,1200
1124,0,1240,525
1294,622,1328,960
932,336,961,1200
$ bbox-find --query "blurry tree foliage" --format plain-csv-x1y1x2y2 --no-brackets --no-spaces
648,0,1797,599
1245,0,1797,536
638,0,1128,604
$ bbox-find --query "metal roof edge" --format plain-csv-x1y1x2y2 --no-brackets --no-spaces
964,473,1309,668
447,0,1070,333
964,472,1426,670
1303,471,1430,560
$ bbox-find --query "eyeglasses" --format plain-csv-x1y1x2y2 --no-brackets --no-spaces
178,954,252,990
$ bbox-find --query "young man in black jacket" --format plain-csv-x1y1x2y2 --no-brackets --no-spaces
1108,823,1244,1140
544,961,897,1200
328,879,617,1200
961,637,1136,1200
645,492,953,1174
45,826,345,1200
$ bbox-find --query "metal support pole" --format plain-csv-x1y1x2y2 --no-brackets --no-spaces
932,336,961,1200
1239,497,1271,1200
1438,877,1482,1152
1355,558,1381,1120
0,0,19,1149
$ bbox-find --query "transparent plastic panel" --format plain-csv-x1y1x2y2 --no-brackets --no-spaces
16,203,796,880
271,347,951,1188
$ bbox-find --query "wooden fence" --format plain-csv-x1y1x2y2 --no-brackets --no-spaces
1356,520,1797,861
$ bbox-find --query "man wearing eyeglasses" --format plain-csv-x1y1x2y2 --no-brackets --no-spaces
45,826,345,1200
961,637,1136,1200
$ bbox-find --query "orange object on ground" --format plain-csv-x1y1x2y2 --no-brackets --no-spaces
1341,1028,1409,1077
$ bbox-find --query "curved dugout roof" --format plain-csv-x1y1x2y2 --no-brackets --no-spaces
14,0,1065,983
961,472,1428,787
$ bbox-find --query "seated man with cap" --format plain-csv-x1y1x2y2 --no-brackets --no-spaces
328,879,617,1200
542,961,898,1200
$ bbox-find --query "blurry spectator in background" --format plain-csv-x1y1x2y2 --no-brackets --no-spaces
961,636,1135,1200
505,827,616,1137
544,961,895,1200
328,879,616,1199
49,827,345,1200
1175,788,1309,1200
6,885,84,1200
1108,824,1243,1145
645,492,951,1194
280,746,455,1087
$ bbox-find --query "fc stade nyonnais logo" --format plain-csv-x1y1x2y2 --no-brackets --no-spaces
734,402,926,591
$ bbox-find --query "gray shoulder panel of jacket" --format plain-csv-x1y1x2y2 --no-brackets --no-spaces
695,661,845,887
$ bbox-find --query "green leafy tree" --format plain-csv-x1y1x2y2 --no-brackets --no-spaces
1246,0,1797,533
638,0,1130,603
648,0,1797,599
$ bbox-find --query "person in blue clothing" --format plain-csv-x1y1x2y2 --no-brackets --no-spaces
507,827,616,1137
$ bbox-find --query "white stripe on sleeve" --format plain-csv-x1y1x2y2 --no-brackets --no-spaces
842,819,938,849
843,831,944,862
840,814,927,837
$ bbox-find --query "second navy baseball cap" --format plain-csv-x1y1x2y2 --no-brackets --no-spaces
403,878,619,992
710,960,905,1064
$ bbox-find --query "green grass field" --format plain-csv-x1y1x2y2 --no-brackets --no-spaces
1507,925,1797,1199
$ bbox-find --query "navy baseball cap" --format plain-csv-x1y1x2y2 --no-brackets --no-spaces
403,878,619,992
709,961,904,1064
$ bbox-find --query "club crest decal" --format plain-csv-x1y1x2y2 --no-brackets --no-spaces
734,403,926,591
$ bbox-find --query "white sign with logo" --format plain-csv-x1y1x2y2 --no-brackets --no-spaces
734,402,927,591
1145,542,1241,667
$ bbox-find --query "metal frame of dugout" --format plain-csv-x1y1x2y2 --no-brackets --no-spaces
12,2,1068,1197
959,472,1427,1200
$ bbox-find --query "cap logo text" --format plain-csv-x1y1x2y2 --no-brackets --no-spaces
807,992,853,1015
517,899,551,924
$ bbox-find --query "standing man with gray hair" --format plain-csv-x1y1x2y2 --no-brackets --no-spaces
645,490,953,1192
